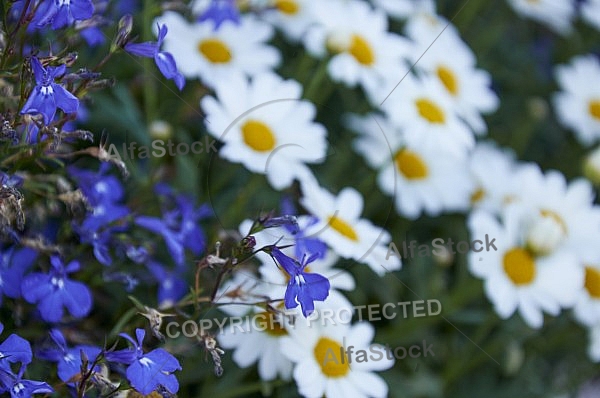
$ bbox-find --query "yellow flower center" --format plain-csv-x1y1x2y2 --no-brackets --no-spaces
275,0,299,15
348,35,375,66
416,98,445,124
503,248,536,285
395,149,428,179
470,188,485,203
540,209,567,234
241,120,276,152
314,337,350,378
585,266,600,298
589,100,600,121
328,215,359,241
437,65,459,96
259,311,289,336
198,38,232,64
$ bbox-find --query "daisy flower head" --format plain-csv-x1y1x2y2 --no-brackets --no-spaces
201,72,327,190
381,73,475,157
582,0,600,31
468,142,518,214
154,11,280,89
468,205,584,329
281,320,394,398
553,54,600,146
345,113,474,220
415,33,499,135
303,0,412,105
261,0,318,42
299,175,401,275
506,0,575,35
573,254,600,327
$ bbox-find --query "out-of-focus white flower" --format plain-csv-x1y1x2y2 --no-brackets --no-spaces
261,0,318,42
303,0,412,105
468,206,583,329
381,73,475,157
345,113,473,219
281,320,394,398
553,55,600,146
415,33,499,135
201,72,327,190
506,0,575,35
155,12,280,89
582,0,600,31
299,175,401,275
468,142,518,214
584,145,600,185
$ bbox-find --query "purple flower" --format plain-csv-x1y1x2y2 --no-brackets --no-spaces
21,256,92,323
0,367,53,398
36,329,101,384
37,0,94,29
0,246,37,303
105,329,181,396
269,246,330,317
198,0,240,30
20,57,79,125
125,24,185,90
0,323,32,368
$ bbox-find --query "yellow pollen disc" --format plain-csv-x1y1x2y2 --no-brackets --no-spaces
314,337,350,378
240,120,276,152
395,149,428,179
503,248,536,285
470,188,485,203
415,98,445,124
585,266,600,299
348,35,375,66
540,209,567,234
258,312,289,336
275,0,299,14
437,65,459,96
198,38,232,63
328,215,359,241
589,100,600,121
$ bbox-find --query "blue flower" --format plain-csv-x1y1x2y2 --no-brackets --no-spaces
20,57,79,125
0,246,37,303
36,329,101,384
0,367,53,398
269,246,330,317
135,184,210,266
125,24,185,90
105,329,181,396
21,256,92,323
147,261,187,308
197,0,240,30
0,323,32,369
37,0,94,29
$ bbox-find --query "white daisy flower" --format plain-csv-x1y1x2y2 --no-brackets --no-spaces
217,305,296,381
380,73,475,157
553,55,600,146
468,206,584,329
468,142,518,214
154,12,280,89
298,175,401,275
584,145,600,185
261,0,318,42
280,320,394,398
345,113,473,219
517,166,600,262
200,72,327,190
506,0,575,35
582,0,600,31
403,4,462,46
415,33,499,135
302,0,412,104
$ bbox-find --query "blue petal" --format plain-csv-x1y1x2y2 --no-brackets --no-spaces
30,58,45,84
20,273,52,303
284,282,299,310
271,247,300,278
69,0,94,20
62,279,92,319
297,286,315,317
302,273,330,302
10,379,54,397
126,359,159,395
37,292,65,323
125,42,158,58
0,334,32,365
52,84,79,114
20,86,56,125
